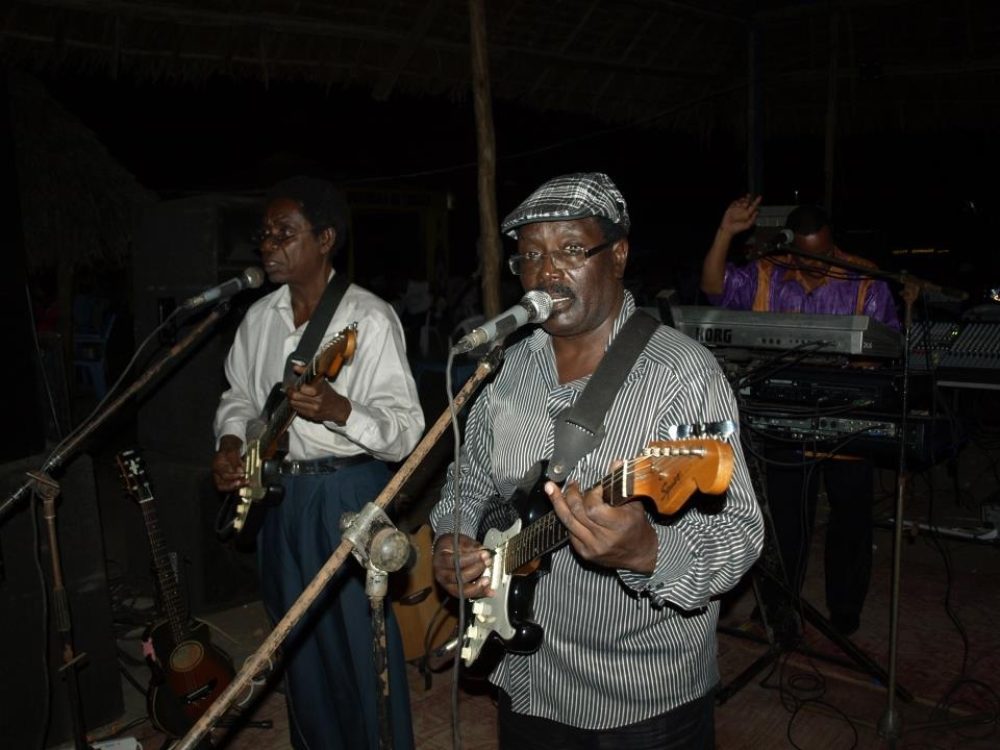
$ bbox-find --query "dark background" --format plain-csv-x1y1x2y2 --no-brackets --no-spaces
2,2,1000,744
34,72,1000,306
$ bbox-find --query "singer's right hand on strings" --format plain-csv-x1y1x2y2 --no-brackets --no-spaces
719,194,762,238
432,532,494,598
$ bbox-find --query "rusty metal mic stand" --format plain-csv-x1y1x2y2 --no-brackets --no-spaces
173,347,504,750
28,471,95,750
339,503,413,749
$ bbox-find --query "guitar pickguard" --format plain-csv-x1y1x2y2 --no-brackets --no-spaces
461,519,520,665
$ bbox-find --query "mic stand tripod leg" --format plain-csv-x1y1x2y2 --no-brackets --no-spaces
30,471,96,750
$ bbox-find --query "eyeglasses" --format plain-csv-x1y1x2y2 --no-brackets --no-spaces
508,240,614,276
251,227,311,247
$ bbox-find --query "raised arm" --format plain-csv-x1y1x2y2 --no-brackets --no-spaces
701,194,762,296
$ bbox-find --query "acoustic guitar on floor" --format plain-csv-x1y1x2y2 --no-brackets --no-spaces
116,448,236,737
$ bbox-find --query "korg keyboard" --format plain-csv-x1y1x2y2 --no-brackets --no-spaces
672,307,904,359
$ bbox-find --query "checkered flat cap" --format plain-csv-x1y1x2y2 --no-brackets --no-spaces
501,172,630,238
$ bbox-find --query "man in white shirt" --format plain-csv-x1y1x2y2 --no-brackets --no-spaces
212,176,424,750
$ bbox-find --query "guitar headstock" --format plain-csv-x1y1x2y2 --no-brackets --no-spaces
616,422,736,515
312,323,359,380
115,448,153,504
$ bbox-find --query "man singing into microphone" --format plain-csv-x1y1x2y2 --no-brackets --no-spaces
430,172,763,748
211,176,424,749
700,196,906,638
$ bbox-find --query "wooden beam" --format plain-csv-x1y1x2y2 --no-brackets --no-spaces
823,11,840,212
468,0,501,319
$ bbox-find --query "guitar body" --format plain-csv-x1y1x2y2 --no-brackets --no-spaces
460,424,737,669
223,324,358,545
145,619,236,737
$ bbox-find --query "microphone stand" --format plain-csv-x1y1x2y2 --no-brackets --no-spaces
757,244,968,303
878,292,914,746
0,301,232,750
172,346,505,750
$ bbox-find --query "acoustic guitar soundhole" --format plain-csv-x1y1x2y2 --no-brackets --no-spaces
169,641,205,672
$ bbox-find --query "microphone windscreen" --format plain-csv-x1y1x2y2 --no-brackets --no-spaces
243,266,265,289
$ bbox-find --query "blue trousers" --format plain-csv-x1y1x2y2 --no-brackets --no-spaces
259,461,414,750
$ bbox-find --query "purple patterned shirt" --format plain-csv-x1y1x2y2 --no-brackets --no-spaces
709,247,901,331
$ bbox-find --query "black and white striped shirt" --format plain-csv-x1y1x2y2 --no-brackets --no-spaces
430,292,764,730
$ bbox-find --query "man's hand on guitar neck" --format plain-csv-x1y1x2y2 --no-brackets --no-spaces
432,533,494,599
212,435,246,493
288,362,352,426
545,477,658,574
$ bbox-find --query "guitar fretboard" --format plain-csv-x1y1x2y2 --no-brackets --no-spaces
140,499,189,644
505,458,639,572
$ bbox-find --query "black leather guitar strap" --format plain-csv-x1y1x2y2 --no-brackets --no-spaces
547,310,660,483
282,272,350,386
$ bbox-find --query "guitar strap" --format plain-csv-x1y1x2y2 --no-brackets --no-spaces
282,271,350,386
546,310,660,483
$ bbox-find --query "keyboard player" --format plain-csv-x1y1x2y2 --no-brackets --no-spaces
700,198,908,637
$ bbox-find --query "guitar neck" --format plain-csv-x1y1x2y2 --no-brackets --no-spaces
506,465,632,571
139,501,189,641
258,357,322,452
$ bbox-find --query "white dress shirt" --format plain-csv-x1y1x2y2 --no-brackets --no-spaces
214,274,424,463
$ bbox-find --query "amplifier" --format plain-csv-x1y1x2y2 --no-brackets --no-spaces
742,409,953,468
737,364,905,412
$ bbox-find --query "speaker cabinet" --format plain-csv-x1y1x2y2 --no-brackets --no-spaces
0,453,123,748
127,197,264,614
133,195,265,464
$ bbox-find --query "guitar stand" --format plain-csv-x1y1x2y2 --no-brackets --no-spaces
341,502,413,750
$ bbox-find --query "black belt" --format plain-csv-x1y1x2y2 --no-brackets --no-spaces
278,454,374,475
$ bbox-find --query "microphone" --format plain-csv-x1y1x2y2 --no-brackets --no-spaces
747,228,794,260
451,290,554,354
180,267,265,309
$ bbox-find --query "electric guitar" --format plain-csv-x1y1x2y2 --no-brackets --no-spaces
460,421,736,668
116,449,236,737
223,323,358,544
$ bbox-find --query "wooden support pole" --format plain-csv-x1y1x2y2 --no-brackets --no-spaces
823,10,840,212
468,0,501,317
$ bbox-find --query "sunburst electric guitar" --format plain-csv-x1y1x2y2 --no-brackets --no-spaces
116,449,236,737
460,421,736,668
223,323,358,544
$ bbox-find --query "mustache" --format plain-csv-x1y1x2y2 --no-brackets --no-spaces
531,284,575,301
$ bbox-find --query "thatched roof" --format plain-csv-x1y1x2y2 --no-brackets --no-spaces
9,70,156,271
3,0,998,139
